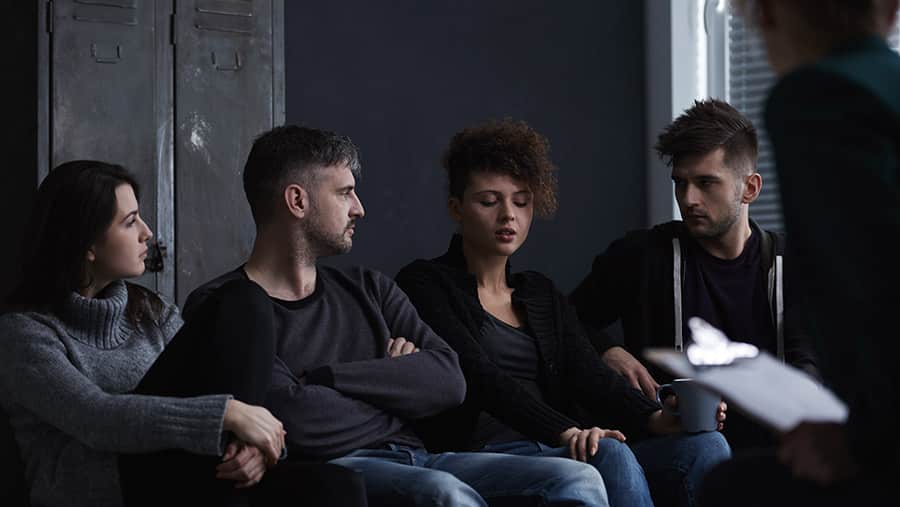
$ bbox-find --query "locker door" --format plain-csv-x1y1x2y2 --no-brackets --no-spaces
48,0,174,297
174,0,284,303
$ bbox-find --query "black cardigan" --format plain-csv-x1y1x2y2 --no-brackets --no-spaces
396,235,659,452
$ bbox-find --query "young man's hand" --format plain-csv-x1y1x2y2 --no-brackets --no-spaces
216,440,268,488
602,346,659,399
646,395,728,434
778,422,857,485
387,337,419,357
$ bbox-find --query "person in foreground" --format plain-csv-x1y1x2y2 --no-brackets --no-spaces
700,1,900,505
569,99,818,452
185,125,611,507
395,119,731,507
0,160,367,507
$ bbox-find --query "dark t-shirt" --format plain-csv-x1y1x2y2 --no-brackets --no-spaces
681,226,775,352
681,226,777,449
471,313,544,447
184,265,466,460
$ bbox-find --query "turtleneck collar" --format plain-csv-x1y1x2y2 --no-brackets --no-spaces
60,280,132,349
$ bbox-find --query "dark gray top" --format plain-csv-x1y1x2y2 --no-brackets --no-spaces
185,266,467,460
471,314,545,447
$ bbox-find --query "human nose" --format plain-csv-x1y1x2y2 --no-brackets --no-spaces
498,199,515,222
351,192,365,218
681,183,701,207
140,218,153,242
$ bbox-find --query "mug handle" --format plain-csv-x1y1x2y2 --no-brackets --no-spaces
656,384,680,415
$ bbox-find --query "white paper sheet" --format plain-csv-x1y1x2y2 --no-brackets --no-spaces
644,348,848,433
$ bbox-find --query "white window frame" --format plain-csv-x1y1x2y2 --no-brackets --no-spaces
644,0,711,225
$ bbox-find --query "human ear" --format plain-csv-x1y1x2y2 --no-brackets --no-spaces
284,184,309,218
742,173,762,203
447,197,463,223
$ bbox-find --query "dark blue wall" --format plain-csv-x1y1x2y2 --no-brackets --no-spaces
285,0,646,291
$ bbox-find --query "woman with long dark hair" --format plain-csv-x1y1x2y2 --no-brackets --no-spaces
396,119,731,507
0,160,366,507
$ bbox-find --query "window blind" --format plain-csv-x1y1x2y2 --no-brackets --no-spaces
725,6,900,233
726,5,781,230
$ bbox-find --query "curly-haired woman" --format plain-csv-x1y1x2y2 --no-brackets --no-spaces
396,119,731,507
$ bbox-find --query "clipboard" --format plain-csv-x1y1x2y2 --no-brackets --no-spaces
643,319,847,433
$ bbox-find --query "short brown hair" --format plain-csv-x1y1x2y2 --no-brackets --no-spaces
443,119,559,217
655,99,758,175
243,125,361,226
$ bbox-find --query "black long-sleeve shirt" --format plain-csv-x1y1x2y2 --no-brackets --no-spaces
395,236,660,452
185,266,466,460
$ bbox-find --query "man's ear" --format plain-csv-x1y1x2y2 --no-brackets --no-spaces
285,183,309,219
85,246,96,263
447,197,462,223
742,172,763,204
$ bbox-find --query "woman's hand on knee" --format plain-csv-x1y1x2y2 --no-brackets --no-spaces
223,399,286,466
561,426,627,462
216,440,268,488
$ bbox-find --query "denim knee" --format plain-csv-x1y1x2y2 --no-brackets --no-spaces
686,431,731,474
540,458,608,506
590,439,653,507
592,439,640,465
407,469,484,507
591,438,646,477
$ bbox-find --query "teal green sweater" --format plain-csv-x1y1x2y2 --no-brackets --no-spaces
765,36,900,479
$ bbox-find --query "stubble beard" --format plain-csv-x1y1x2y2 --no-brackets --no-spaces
306,219,353,258
690,194,744,241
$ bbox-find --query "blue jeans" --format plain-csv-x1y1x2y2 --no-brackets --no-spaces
631,432,731,507
330,443,608,507
482,439,653,507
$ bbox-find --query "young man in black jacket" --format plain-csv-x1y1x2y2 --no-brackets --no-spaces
570,99,819,451
185,125,609,507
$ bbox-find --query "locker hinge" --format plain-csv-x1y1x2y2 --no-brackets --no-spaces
46,1,53,33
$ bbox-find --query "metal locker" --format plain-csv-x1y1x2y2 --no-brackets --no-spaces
11,0,284,305
173,0,285,303
46,0,174,297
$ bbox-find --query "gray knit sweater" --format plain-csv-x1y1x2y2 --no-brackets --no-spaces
0,281,230,507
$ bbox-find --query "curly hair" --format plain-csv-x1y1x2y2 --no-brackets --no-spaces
442,119,559,217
